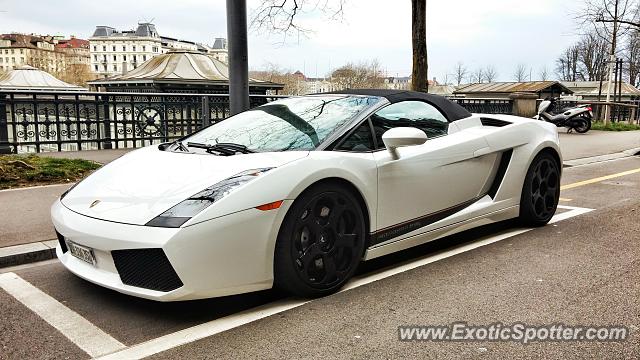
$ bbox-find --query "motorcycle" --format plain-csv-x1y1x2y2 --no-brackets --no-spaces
534,98,593,133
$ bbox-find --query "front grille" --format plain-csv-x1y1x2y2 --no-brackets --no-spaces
111,248,183,292
56,230,68,253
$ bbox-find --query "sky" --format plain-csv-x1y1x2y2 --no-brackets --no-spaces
0,0,586,82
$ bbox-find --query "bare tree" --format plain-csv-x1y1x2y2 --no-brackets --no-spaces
624,29,640,86
483,65,498,82
452,62,468,86
556,46,581,81
250,63,308,95
538,66,550,81
513,64,529,82
330,60,385,90
578,32,609,80
252,0,429,92
469,68,484,83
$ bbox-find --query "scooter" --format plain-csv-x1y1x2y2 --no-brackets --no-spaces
534,98,593,133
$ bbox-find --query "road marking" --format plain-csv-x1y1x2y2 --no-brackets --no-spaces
561,167,640,190
0,272,126,358
95,205,593,360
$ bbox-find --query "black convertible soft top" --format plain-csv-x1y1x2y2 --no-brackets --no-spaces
324,89,472,121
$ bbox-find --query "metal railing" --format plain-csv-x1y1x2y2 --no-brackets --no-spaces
548,100,640,123
0,91,284,153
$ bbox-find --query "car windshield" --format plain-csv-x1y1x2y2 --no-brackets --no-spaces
185,95,382,152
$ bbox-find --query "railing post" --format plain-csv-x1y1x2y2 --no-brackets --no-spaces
202,95,211,127
0,93,11,154
101,94,113,149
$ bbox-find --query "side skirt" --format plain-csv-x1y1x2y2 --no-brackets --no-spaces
364,205,519,261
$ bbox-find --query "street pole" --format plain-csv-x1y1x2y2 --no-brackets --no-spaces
226,0,249,116
604,0,620,125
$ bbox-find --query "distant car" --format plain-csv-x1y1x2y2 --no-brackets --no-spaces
52,89,562,301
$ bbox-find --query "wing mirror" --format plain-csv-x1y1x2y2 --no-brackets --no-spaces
382,127,428,160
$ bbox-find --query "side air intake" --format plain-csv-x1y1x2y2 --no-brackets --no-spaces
488,149,513,199
481,118,512,127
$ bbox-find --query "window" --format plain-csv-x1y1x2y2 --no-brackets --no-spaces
93,45,97,51
113,64,117,71
112,45,116,51
102,45,106,51
132,45,136,52
19,49,23,54
142,45,146,51
122,45,126,51
103,55,106,61
113,55,117,61
142,55,146,61
94,55,97,61
0,58,3,63
123,55,127,61
370,101,449,150
187,96,381,152
94,64,98,71
335,121,375,152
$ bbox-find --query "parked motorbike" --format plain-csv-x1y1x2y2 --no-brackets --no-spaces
534,98,593,133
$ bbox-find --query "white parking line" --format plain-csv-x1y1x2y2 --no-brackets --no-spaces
95,205,594,360
0,272,126,358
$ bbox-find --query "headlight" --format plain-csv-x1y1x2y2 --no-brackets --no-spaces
145,168,274,228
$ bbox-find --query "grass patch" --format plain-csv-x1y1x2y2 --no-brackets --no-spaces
0,154,101,190
591,121,640,131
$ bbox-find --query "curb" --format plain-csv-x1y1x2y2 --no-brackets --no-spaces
0,240,57,268
563,147,640,167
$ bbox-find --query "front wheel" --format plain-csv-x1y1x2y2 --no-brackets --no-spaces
519,152,560,227
274,183,367,297
572,117,591,133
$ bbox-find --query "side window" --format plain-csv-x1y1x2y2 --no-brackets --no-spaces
335,121,375,152
371,101,449,150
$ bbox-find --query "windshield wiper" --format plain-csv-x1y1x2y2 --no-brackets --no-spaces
186,142,254,155
162,139,189,152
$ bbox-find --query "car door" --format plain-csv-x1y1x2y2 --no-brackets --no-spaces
371,101,496,245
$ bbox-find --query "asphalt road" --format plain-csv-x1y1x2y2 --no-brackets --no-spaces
1,156,639,359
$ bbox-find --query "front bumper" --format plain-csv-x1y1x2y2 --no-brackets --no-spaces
52,199,292,301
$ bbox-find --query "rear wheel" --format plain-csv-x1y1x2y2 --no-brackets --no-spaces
519,152,560,227
573,117,591,133
274,183,367,297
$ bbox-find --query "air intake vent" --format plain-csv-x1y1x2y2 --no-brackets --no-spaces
112,248,183,292
481,118,512,127
55,230,68,253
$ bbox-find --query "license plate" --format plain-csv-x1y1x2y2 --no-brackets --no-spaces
67,241,96,266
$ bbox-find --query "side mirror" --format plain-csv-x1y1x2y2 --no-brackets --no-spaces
382,127,428,160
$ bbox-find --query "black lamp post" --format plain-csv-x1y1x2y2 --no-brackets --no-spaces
226,0,250,115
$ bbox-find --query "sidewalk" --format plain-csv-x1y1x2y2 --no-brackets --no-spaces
1,131,639,267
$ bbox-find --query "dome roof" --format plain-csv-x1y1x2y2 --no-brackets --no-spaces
103,51,264,84
0,65,87,91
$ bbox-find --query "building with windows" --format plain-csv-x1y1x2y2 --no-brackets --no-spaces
0,34,65,74
89,23,228,78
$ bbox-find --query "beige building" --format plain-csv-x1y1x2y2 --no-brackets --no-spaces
0,34,65,74
89,23,228,78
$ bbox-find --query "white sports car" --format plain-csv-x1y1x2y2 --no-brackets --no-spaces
52,90,562,301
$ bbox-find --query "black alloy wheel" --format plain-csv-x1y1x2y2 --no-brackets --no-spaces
519,152,560,226
274,183,366,297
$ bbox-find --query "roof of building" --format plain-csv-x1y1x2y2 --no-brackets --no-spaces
89,50,283,88
0,33,51,49
561,81,640,96
325,89,471,121
55,37,89,49
0,65,87,91
212,38,227,50
455,81,573,95
427,84,457,96
92,23,159,38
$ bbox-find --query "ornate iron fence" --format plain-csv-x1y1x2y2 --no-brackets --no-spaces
0,91,284,153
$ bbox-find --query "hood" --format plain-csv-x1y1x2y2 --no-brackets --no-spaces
61,146,308,225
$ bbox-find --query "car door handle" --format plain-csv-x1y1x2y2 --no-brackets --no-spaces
473,147,492,157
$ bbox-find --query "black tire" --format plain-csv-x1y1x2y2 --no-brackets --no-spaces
274,182,367,297
572,117,591,133
519,152,560,227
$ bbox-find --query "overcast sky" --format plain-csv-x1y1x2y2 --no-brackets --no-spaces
0,0,584,82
